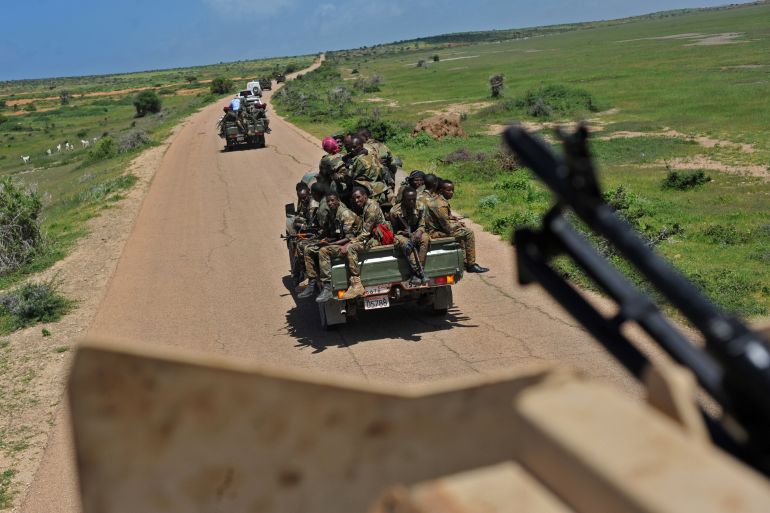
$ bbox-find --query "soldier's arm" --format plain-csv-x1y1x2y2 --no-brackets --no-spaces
432,203,454,234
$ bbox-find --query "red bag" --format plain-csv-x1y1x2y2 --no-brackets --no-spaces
372,223,395,245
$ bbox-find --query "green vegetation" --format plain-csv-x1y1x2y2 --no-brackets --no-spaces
0,54,314,294
210,77,234,94
0,278,73,334
273,3,770,317
133,90,161,117
0,178,42,275
0,469,15,508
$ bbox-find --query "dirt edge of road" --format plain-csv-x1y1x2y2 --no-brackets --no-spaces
6,55,324,513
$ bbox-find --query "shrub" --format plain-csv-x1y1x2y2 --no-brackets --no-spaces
133,90,161,117
344,117,401,143
702,224,749,246
433,54,440,62
0,178,42,275
117,129,151,152
285,63,299,74
687,269,767,317
491,211,540,236
489,74,504,98
210,77,234,95
185,75,197,83
0,99,5,109
494,172,530,191
417,59,427,68
23,103,36,112
78,175,137,203
441,148,488,164
661,169,711,190
76,129,88,138
478,195,500,210
59,90,71,105
0,278,72,331
85,136,117,163
516,84,599,118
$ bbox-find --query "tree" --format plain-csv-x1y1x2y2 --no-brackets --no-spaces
489,74,505,98
59,90,71,105
133,90,162,117
433,54,440,62
210,77,233,95
185,76,197,83
0,99,6,109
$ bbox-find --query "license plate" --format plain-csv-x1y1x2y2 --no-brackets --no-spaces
365,284,390,296
364,295,390,310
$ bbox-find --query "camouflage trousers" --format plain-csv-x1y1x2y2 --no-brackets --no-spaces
429,225,476,266
294,238,315,275
356,180,395,207
319,244,361,283
394,233,430,275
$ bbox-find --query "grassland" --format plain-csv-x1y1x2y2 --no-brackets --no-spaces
274,2,770,317
0,54,314,294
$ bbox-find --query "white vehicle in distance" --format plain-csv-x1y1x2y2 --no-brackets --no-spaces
246,80,262,97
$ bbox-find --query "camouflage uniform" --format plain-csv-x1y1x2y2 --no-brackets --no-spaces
417,189,435,210
390,202,430,276
348,151,394,207
350,198,388,253
292,199,319,281
316,205,362,283
395,183,425,205
318,153,347,193
425,194,477,266
368,140,397,187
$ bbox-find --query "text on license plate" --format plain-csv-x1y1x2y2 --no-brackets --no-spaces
365,284,390,296
364,295,390,310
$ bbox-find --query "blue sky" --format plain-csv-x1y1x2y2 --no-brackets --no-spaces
0,0,754,80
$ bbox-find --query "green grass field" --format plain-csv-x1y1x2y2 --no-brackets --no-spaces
274,2,770,317
0,55,313,293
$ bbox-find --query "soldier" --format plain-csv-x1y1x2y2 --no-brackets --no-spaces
338,186,391,300
418,173,440,209
299,192,362,302
425,179,489,273
347,137,394,210
395,170,426,205
318,136,348,195
390,187,431,285
290,184,317,285
358,128,397,188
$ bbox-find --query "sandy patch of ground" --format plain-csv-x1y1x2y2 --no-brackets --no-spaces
404,55,479,67
649,156,769,178
420,101,493,117
596,129,756,153
411,99,444,105
618,32,745,46
363,97,399,108
448,66,469,71
722,64,766,70
174,88,203,96
0,119,187,508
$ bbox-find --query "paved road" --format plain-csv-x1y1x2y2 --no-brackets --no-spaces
20,58,631,512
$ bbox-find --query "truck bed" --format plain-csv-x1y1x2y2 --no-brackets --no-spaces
329,237,465,291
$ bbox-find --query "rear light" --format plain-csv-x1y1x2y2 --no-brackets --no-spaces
447,275,455,284
433,275,454,285
434,276,447,285
337,290,345,299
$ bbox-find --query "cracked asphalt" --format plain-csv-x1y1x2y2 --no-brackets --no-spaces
19,62,638,513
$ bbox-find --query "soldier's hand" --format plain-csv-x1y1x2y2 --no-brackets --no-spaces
340,244,349,255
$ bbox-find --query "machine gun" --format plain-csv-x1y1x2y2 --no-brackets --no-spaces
504,124,770,476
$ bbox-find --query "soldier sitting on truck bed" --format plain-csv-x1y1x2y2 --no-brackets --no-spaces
298,191,361,301
395,170,426,205
390,187,430,286
340,186,392,300
425,179,489,274
318,137,348,195
346,137,394,211
357,128,397,189
290,183,318,284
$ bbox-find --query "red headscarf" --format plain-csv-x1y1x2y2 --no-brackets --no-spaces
322,136,339,155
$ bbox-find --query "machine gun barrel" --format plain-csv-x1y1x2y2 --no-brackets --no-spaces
504,124,770,474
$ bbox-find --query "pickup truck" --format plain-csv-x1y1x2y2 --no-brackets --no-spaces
219,113,268,150
285,203,464,329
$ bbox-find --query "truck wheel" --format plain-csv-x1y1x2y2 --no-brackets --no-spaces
258,135,266,148
319,301,346,330
429,286,453,316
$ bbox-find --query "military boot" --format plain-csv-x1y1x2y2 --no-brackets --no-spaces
341,276,365,300
315,283,334,303
297,282,317,299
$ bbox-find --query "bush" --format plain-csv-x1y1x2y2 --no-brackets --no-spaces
489,74,504,98
491,210,540,236
478,195,500,210
516,84,599,118
0,99,5,109
210,77,234,95
0,279,73,332
0,178,42,275
133,90,161,117
662,169,711,190
78,175,137,203
117,129,151,152
494,172,530,191
702,224,749,246
343,117,401,143
441,148,488,164
433,54,440,62
84,136,117,163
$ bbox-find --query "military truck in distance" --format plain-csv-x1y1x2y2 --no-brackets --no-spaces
285,203,464,329
275,74,286,84
259,77,272,91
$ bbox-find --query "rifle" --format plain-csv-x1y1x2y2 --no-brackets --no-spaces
503,123,770,476
396,210,425,280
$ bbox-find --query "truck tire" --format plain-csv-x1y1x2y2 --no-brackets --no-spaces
257,135,266,148
429,286,453,316
319,300,346,330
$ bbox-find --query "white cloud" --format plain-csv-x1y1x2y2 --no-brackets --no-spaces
202,0,296,17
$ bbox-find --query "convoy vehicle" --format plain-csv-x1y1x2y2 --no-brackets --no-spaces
285,202,464,329
275,74,286,83
246,80,262,96
219,111,268,150
259,77,272,90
